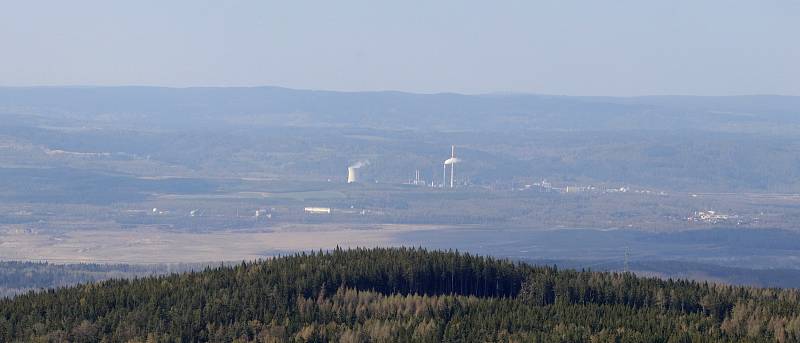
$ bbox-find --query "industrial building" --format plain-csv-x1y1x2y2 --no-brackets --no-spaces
304,207,332,214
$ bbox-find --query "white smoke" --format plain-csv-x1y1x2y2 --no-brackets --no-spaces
444,157,460,165
349,160,370,169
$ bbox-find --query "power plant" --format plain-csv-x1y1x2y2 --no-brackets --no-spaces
345,146,462,188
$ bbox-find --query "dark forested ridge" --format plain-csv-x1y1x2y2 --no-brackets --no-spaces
2,86,799,133
0,261,203,298
2,248,800,342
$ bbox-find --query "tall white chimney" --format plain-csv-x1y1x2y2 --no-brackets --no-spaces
442,163,447,188
450,145,455,188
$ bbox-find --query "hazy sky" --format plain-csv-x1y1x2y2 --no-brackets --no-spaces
1,0,798,96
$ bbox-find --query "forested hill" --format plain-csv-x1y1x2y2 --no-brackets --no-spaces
3,86,799,133
2,248,800,342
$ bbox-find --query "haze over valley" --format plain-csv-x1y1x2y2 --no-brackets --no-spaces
3,2,800,340
2,87,800,290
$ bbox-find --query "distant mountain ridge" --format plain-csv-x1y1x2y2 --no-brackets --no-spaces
1,86,798,133
3,86,800,192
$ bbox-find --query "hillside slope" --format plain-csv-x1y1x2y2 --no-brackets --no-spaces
2,86,799,133
2,248,800,342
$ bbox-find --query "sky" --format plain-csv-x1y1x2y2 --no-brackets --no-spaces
1,0,798,96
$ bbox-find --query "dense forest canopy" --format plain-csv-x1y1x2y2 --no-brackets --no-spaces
2,248,799,342
0,261,203,298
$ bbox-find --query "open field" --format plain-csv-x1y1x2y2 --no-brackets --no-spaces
0,224,443,264
4,223,800,288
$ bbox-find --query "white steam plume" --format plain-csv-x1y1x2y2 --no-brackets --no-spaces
444,157,460,165
349,160,370,169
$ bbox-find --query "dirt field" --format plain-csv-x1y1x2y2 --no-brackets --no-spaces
0,224,444,264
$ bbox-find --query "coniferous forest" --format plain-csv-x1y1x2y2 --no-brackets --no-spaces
2,248,800,342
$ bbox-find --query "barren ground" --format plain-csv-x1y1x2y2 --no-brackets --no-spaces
0,224,446,263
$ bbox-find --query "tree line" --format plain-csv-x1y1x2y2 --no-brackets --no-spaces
1,247,799,342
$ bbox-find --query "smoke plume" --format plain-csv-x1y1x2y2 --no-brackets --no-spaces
349,160,370,169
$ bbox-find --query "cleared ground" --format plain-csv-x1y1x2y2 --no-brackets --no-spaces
0,224,444,263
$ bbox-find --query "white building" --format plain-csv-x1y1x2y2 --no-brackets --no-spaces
304,207,332,214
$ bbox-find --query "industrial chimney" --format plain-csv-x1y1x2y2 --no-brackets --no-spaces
347,160,368,183
347,166,359,183
450,145,455,188
443,145,460,188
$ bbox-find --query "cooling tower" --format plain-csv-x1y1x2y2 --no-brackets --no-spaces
347,166,359,183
